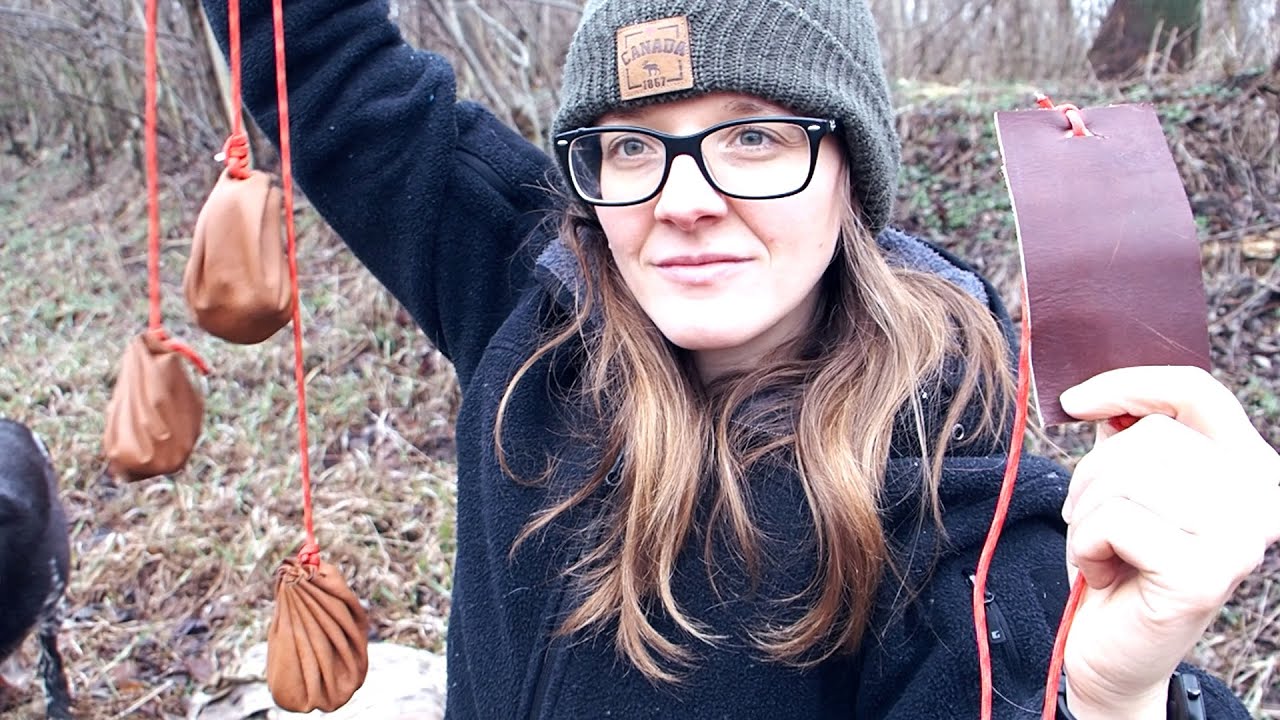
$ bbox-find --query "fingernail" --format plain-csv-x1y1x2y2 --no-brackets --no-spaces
1061,502,1073,524
1058,385,1082,410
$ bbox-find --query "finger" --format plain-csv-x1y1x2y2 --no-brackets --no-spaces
1062,414,1210,523
1064,523,1127,590
1068,495,1260,605
1062,435,1108,524
1058,366,1253,443
1091,414,1146,446
1070,435,1280,553
1067,496,1196,592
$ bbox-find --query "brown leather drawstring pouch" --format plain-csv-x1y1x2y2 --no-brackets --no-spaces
184,134,294,344
266,549,371,712
102,330,207,480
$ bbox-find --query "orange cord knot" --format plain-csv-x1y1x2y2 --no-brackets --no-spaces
296,540,322,568
1034,93,1092,138
147,327,212,375
220,132,252,179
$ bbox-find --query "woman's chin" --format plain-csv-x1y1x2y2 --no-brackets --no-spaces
656,323,758,354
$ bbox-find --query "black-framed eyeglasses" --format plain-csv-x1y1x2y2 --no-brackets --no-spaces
554,116,839,207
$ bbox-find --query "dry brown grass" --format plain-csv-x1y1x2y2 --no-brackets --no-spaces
0,155,459,718
0,73,1277,719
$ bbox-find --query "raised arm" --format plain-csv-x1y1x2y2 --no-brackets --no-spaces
199,0,561,383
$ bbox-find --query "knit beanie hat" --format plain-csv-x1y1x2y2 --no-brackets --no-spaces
552,0,901,234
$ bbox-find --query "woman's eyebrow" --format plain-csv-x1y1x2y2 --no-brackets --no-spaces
723,99,784,115
603,108,644,123
601,98,788,126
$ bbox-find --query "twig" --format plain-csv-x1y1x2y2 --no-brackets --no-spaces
1206,220,1280,242
433,0,502,111
1144,18,1166,83
0,6,83,33
1229,578,1277,683
1208,259,1280,333
110,678,175,719
466,0,529,69
501,0,582,13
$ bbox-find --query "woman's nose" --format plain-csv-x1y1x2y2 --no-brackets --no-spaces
653,154,727,229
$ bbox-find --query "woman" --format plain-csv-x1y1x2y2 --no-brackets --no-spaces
201,0,1280,716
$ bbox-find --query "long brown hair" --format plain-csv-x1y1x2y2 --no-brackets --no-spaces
495,189,1014,683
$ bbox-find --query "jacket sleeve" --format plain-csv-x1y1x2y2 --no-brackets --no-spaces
856,454,1252,719
198,0,560,386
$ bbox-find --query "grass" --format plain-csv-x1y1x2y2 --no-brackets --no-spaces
1,74,1277,718
0,157,459,718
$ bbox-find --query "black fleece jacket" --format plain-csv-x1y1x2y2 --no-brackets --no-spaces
199,0,1251,717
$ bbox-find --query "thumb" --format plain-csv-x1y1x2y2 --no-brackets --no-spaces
1058,366,1252,443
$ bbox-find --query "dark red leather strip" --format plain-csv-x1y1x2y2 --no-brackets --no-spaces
995,104,1211,425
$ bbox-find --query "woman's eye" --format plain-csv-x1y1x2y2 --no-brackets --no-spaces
726,126,785,149
606,135,656,158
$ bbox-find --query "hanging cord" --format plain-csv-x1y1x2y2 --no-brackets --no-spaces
220,0,313,563
266,0,318,566
971,282,1034,720
1043,572,1088,717
970,280,1087,720
217,0,252,179
144,0,208,375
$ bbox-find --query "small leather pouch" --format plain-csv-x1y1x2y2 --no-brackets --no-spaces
995,103,1211,425
266,557,370,712
102,331,204,479
184,168,293,344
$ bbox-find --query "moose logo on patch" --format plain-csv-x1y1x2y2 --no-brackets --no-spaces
615,16,695,101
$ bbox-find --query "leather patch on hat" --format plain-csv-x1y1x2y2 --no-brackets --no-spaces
616,16,695,101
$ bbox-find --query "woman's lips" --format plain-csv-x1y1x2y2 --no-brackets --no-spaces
654,255,751,286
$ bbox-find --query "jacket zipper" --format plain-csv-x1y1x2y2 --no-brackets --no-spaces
525,455,625,720
984,593,1022,670
967,573,1023,674
524,591,559,720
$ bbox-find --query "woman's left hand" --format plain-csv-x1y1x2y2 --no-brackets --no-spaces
1056,365,1280,719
